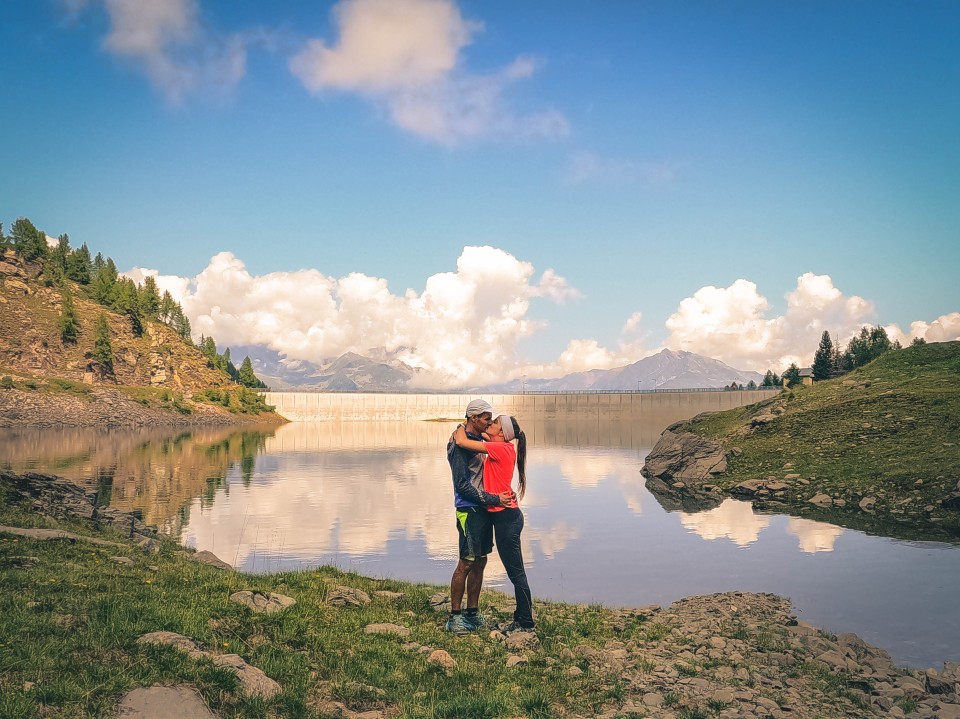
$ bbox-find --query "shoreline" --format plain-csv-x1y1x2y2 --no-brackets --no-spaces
2,469,959,718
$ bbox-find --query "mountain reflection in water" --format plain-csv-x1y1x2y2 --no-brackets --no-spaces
1,419,958,668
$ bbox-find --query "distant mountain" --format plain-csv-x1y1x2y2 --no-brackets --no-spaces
480,349,765,392
229,345,763,392
227,345,416,391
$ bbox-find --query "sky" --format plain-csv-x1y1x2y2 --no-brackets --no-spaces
2,0,958,388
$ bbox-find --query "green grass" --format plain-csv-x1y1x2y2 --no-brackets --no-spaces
0,475,923,719
675,341,960,539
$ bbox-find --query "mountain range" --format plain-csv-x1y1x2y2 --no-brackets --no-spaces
233,345,764,392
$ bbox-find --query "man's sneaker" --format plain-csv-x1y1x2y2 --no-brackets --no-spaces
445,614,472,635
462,612,485,631
500,620,535,635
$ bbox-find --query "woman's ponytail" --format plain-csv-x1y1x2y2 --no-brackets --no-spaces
512,416,527,500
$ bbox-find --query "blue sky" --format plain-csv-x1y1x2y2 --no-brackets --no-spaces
2,1,958,386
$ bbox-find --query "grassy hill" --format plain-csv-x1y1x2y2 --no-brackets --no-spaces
672,341,960,539
0,249,276,423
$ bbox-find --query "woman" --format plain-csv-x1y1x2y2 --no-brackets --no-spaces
454,415,534,633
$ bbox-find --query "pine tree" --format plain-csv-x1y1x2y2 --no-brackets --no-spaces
93,313,114,372
238,356,266,388
59,289,80,343
66,243,92,284
746,380,757,390
812,331,834,381
911,337,927,346
782,363,801,388
140,276,161,319
760,370,775,387
51,234,71,272
114,278,143,337
92,257,119,305
11,217,48,261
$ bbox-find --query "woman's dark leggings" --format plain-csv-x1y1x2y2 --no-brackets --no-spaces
493,507,534,628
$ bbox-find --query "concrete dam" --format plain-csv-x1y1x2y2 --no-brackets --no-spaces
264,389,779,424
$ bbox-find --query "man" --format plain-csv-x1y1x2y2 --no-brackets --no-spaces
445,398,515,634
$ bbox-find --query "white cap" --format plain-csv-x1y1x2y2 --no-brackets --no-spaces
465,399,496,418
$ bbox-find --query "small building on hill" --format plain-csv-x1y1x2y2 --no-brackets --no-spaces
799,368,814,386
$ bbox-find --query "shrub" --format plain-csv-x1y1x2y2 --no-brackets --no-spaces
0,376,13,389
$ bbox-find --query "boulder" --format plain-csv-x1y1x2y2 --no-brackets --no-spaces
427,649,456,671
641,430,727,484
327,586,371,607
182,550,232,570
116,685,214,719
229,590,296,614
364,623,411,638
210,654,282,698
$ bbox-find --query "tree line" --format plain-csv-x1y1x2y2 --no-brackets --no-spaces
1,216,265,388
768,325,921,388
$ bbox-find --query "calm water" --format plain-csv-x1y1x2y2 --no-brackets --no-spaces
2,419,958,669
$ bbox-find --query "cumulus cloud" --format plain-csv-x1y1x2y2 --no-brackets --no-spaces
128,246,578,389
659,273,960,371
885,312,960,347
661,274,875,371
94,0,246,104
289,0,569,144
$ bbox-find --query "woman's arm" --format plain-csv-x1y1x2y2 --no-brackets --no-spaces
454,424,489,454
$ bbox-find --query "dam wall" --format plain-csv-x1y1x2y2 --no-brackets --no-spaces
264,389,780,423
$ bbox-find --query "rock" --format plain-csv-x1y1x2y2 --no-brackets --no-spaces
116,685,215,719
427,649,456,671
938,705,960,719
565,666,583,678
374,590,405,601
641,430,728,483
809,493,833,506
859,497,877,512
137,631,205,658
111,556,135,565
642,693,664,707
327,586,371,606
713,688,736,704
816,650,847,671
229,590,296,614
364,623,411,638
505,631,541,651
505,654,527,668
927,674,955,694
210,654,282,698
183,550,232,570
428,593,451,613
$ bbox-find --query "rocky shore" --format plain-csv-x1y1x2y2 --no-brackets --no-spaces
2,469,959,718
0,385,283,427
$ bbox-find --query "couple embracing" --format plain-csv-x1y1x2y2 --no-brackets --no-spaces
445,399,535,635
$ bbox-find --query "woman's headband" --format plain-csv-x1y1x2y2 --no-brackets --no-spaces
498,415,516,442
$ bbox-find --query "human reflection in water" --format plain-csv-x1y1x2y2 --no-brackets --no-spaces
444,400,514,635
454,414,535,634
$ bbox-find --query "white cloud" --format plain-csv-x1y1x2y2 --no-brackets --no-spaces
661,274,877,371
98,0,246,104
128,246,577,389
885,312,960,346
659,273,960,371
289,0,569,145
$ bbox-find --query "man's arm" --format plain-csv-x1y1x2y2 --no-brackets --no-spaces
448,439,509,507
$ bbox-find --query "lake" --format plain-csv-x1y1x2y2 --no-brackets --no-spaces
2,418,958,669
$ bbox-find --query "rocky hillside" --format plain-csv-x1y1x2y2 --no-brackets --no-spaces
642,341,960,540
0,249,280,426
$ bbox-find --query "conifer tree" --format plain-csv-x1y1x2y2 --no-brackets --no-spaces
238,356,267,388
66,243,92,284
11,217,48,261
92,257,119,305
114,278,143,336
140,276,161,318
782,363,801,388
51,234,71,272
93,313,114,372
59,289,80,343
812,331,834,381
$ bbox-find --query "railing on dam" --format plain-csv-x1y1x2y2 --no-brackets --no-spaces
264,389,781,422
